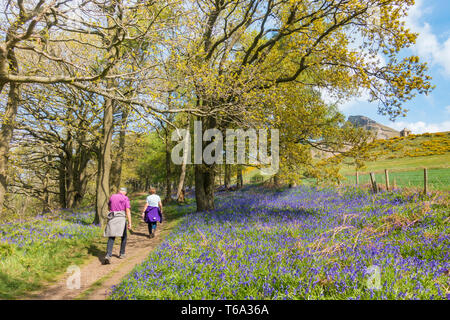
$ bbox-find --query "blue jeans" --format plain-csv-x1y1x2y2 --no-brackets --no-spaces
147,222,157,235
106,222,127,257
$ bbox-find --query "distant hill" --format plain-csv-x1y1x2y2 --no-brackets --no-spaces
244,131,450,190
348,115,400,140
312,115,400,159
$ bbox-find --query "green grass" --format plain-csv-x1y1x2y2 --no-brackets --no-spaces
1,238,106,299
341,132,449,173
337,132,450,191
0,211,104,299
340,154,450,175
343,168,450,191
239,133,450,190
129,193,193,227
129,194,148,227
338,132,450,191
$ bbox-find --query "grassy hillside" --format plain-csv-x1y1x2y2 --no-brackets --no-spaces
238,132,450,191
340,132,450,191
343,168,450,191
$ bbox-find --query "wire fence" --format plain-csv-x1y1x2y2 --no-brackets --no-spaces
344,167,450,192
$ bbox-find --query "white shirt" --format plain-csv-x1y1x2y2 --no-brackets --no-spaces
146,194,161,207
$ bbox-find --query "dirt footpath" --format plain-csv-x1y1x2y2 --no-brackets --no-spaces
26,199,174,300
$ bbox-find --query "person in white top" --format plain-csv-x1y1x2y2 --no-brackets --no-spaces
141,187,163,238
146,193,161,207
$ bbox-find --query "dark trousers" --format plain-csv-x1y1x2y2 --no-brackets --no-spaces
147,222,157,235
106,222,127,257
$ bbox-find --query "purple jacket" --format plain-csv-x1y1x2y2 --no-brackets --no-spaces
144,206,162,223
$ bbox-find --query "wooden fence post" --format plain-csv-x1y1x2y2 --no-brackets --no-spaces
385,169,390,191
424,168,428,194
356,171,359,186
369,172,378,193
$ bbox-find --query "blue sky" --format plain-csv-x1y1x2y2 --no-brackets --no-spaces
338,0,450,133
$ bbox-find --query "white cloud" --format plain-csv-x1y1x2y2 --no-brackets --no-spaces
338,90,372,112
405,0,450,76
387,120,450,134
320,87,373,112
446,105,450,114
319,27,387,112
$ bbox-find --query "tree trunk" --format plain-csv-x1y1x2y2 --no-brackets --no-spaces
58,153,67,208
110,107,128,193
273,173,281,187
94,3,119,225
188,173,193,190
72,147,91,208
164,151,172,203
164,130,172,204
224,164,230,189
145,178,149,192
94,97,114,227
176,123,190,203
195,164,215,211
75,169,88,208
236,165,243,189
65,139,75,208
59,141,91,209
0,82,20,214
42,167,51,213
194,116,216,211
176,156,188,203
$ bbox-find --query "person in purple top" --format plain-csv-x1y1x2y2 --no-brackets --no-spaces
141,187,163,238
103,187,132,264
